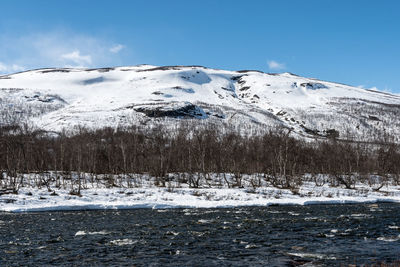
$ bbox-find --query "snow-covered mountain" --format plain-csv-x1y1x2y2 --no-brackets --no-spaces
1,65,400,141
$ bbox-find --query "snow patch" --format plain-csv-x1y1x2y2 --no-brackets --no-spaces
1,178,400,213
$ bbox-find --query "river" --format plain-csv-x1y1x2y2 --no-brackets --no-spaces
1,203,400,266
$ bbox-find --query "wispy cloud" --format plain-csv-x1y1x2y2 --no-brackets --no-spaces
0,62,25,73
357,85,396,95
0,31,127,74
61,50,92,66
109,44,125,54
267,60,285,70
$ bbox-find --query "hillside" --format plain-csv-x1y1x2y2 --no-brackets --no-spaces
1,65,399,141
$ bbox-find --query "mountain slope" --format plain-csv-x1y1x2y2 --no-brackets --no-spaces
1,65,399,141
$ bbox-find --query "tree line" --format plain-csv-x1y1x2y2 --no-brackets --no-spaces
0,123,399,193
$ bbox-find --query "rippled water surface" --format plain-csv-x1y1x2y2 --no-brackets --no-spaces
1,203,400,266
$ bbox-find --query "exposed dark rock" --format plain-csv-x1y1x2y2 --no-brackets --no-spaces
171,86,195,93
213,113,225,119
300,126,339,138
25,94,67,104
368,115,381,121
85,67,114,72
325,129,339,139
300,82,328,90
231,75,246,81
301,125,320,136
137,65,206,72
40,94,67,104
239,86,250,91
40,69,71,73
237,70,264,74
214,90,224,99
134,103,205,118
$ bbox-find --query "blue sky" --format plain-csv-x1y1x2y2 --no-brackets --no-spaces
0,0,399,92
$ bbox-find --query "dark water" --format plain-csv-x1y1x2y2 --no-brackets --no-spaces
1,203,400,266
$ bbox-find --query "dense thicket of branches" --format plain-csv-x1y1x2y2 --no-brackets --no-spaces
1,124,399,192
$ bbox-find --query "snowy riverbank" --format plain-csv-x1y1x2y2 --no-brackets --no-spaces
1,181,400,212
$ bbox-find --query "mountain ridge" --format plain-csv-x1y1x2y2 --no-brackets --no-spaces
0,65,399,142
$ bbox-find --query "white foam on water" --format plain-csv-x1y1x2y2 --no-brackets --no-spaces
287,252,337,260
377,235,400,242
74,231,86,236
109,239,137,246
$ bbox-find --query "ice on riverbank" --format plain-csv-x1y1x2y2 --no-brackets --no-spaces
1,181,400,212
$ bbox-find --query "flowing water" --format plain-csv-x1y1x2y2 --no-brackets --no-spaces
1,203,400,266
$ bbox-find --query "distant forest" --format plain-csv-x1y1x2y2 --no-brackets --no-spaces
1,122,399,194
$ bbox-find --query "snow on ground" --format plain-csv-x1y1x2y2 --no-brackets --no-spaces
1,180,400,212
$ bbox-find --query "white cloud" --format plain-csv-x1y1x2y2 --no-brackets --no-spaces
0,31,128,73
109,44,125,53
267,60,285,70
61,50,92,66
0,62,25,73
0,62,8,72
